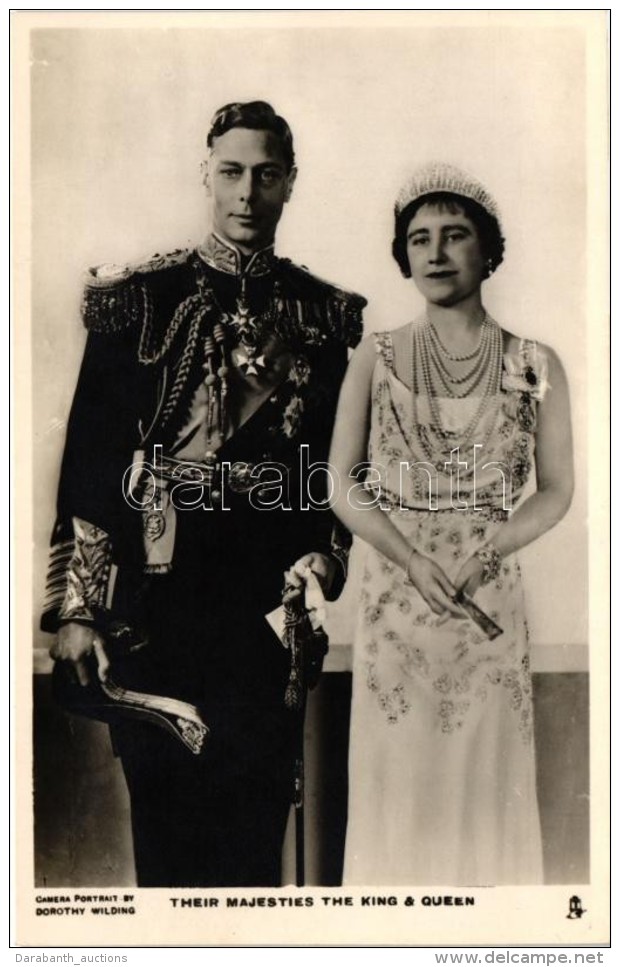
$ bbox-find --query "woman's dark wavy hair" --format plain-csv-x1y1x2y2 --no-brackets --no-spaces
392,192,505,279
206,101,295,172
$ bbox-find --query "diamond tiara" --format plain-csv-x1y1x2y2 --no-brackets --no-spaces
395,162,501,225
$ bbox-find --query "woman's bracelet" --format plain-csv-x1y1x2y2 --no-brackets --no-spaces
473,543,502,586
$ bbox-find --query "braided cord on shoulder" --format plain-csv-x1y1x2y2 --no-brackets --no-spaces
159,298,222,429
139,291,207,365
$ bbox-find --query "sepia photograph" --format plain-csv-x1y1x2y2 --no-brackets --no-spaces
13,9,609,946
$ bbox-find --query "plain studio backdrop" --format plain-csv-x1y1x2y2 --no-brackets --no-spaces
30,19,590,666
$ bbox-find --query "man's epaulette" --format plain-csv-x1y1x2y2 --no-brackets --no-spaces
277,260,366,349
81,249,193,335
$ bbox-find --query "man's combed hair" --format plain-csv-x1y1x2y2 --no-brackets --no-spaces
207,101,295,172
392,191,505,279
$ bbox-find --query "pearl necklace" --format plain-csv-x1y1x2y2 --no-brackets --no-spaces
423,323,492,399
428,316,487,361
424,313,491,395
411,315,502,468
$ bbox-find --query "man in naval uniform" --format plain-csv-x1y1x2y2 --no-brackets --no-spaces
42,101,365,887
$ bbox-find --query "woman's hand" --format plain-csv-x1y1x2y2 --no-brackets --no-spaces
453,556,485,599
49,623,110,686
407,552,464,618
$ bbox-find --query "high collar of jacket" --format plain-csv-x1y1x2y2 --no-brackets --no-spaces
196,232,277,278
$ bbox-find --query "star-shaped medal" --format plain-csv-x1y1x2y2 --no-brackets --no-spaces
227,301,259,344
233,345,267,378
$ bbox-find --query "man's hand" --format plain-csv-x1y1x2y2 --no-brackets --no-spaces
49,623,109,686
285,552,337,596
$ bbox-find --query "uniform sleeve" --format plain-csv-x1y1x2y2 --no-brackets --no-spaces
296,340,355,600
41,323,144,633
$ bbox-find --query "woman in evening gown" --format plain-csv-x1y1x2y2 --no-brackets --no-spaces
329,163,574,886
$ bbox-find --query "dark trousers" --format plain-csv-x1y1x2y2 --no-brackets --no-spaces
115,718,294,888
111,505,301,887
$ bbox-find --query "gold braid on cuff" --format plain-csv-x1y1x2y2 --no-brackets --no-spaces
57,517,113,623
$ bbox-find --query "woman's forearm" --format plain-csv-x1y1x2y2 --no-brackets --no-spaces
331,489,412,571
492,485,573,559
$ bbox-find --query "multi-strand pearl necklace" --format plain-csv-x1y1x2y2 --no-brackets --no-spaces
411,314,503,469
424,316,492,398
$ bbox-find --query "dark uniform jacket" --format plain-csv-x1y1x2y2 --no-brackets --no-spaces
42,233,366,775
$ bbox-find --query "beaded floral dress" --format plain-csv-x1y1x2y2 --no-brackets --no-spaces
343,319,549,886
